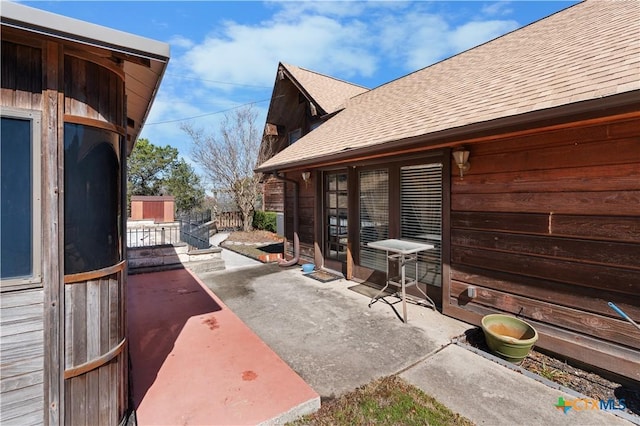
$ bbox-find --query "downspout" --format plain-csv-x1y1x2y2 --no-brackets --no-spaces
271,172,300,266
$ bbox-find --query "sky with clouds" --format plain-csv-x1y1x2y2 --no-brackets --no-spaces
22,0,576,177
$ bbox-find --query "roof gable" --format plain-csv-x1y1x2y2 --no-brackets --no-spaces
257,1,639,172
280,63,369,115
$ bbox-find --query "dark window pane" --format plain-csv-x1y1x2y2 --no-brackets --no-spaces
64,124,121,274
1,117,32,279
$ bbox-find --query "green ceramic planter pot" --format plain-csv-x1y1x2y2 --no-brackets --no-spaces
481,314,538,364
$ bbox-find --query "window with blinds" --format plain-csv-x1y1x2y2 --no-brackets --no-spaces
359,169,389,271
400,163,443,286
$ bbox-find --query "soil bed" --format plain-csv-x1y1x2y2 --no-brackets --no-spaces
221,230,284,261
223,230,283,244
463,327,639,417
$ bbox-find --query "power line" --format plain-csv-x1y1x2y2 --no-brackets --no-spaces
164,72,272,89
145,98,272,125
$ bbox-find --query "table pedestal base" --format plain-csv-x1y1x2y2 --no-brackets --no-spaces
367,252,436,323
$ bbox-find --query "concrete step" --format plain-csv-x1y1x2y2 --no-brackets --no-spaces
186,258,226,273
128,263,185,275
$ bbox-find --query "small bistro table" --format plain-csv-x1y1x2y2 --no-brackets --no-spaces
367,239,436,323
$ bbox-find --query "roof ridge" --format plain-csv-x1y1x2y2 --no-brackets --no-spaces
366,1,583,94
281,62,369,91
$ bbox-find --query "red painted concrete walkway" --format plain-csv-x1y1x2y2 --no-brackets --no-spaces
127,268,320,425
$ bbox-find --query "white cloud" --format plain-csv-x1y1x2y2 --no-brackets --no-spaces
269,1,368,20
169,35,194,50
374,10,518,71
376,12,451,71
180,14,378,88
449,20,519,52
481,2,514,17
170,2,520,91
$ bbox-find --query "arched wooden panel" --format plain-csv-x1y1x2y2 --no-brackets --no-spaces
64,262,127,425
64,55,124,125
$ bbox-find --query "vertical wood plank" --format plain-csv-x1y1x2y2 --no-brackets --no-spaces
109,278,119,347
85,61,99,120
0,41,17,106
63,56,72,115
72,56,87,117
71,284,87,366
85,369,99,425
110,359,117,425
119,271,127,421
43,40,63,426
70,376,86,425
98,362,110,426
86,280,100,360
119,354,125,420
98,65,109,121
100,280,109,354
63,379,71,425
14,44,33,108
116,73,124,126
64,287,73,370
30,43,43,110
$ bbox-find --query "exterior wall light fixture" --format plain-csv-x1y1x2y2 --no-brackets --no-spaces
301,171,312,188
452,148,471,179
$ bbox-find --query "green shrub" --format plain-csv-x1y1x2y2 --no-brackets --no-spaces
253,210,277,232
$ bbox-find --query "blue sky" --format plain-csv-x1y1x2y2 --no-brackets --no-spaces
21,0,577,175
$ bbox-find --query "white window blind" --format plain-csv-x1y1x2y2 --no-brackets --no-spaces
400,163,442,286
359,169,388,271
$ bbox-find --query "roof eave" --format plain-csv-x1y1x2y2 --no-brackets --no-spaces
1,2,170,154
255,91,640,173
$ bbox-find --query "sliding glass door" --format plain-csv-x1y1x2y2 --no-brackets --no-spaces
356,161,443,287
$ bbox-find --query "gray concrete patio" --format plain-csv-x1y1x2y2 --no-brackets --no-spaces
196,249,636,425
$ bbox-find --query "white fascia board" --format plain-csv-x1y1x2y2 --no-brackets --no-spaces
1,2,169,62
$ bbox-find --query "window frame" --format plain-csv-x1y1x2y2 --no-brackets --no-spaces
288,128,302,145
1,107,42,291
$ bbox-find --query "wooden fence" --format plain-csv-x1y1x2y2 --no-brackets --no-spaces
215,211,243,230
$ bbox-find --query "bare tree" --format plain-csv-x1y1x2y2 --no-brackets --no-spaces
181,105,265,231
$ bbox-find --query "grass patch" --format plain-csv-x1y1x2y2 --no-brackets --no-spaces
290,376,474,426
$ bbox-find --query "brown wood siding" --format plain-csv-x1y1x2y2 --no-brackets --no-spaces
64,267,126,425
284,175,315,246
0,38,47,425
448,117,640,380
0,41,43,110
64,55,124,125
0,289,45,425
263,177,285,212
280,173,316,263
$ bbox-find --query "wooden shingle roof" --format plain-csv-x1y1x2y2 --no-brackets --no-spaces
257,1,639,172
281,62,369,115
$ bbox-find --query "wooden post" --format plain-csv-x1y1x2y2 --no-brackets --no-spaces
42,40,64,426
